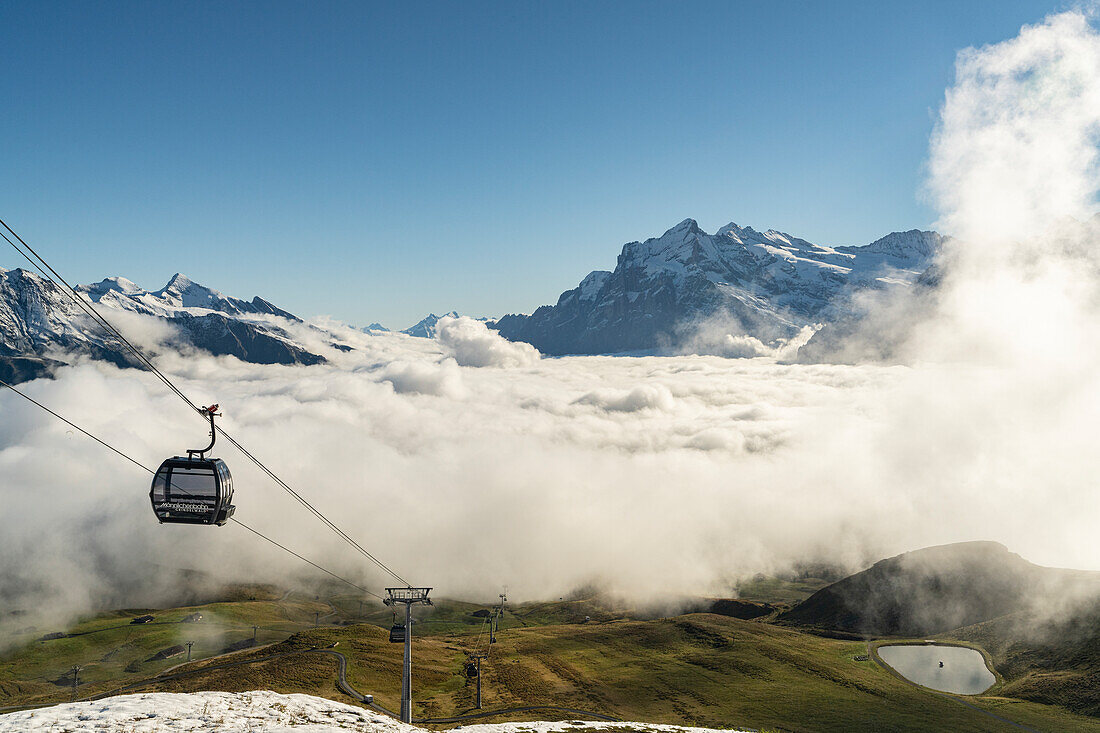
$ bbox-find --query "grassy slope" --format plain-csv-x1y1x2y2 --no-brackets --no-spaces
4,589,1100,731
776,542,1054,636
732,576,834,606
768,541,1100,720
143,615,1100,731
946,604,1100,718
0,595,333,707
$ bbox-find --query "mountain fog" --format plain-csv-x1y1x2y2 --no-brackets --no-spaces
3,9,1100,634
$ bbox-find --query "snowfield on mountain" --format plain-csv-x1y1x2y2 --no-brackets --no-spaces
0,691,750,732
0,218,944,386
493,218,943,356
0,268,327,382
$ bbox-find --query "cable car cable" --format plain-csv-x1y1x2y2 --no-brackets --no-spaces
0,226,206,414
211,426,410,586
0,228,205,415
473,615,487,653
230,520,382,600
1,219,409,584
0,218,410,586
0,375,383,600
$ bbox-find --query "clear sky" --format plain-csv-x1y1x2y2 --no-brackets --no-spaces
0,0,1070,328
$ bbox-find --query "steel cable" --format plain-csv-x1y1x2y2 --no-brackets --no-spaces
0,375,383,599
0,217,410,587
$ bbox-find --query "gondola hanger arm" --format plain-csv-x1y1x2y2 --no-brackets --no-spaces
188,404,221,460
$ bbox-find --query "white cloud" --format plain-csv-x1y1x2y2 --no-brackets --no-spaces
378,358,467,398
435,316,540,368
574,384,676,412
927,10,1100,248
4,9,1100,636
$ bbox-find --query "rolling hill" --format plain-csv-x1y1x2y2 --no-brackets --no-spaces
777,541,1100,637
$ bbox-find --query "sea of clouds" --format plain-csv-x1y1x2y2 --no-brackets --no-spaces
3,9,1100,629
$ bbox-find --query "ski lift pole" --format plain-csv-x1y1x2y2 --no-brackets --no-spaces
403,602,412,714
384,587,432,723
474,653,487,709
465,653,487,709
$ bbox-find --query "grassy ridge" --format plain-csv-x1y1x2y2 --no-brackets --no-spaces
4,589,1100,731
118,613,1100,731
0,595,333,707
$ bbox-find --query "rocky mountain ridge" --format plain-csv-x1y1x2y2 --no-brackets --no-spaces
0,268,324,384
492,219,943,355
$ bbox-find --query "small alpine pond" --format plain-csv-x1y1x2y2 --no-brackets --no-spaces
878,644,995,694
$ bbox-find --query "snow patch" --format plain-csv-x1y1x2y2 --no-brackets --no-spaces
577,271,612,301
0,691,414,732
0,691,752,732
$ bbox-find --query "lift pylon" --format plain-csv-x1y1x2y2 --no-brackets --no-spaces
466,652,488,709
384,587,432,723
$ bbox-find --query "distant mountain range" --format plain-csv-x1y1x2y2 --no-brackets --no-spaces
0,269,326,384
0,217,945,383
492,218,943,355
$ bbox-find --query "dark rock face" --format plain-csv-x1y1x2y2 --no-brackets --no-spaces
171,312,325,366
246,296,300,322
495,266,762,356
0,356,62,385
777,541,1065,636
0,268,326,385
493,219,942,356
705,599,776,620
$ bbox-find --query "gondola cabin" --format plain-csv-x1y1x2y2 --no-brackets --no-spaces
389,624,406,643
150,457,235,526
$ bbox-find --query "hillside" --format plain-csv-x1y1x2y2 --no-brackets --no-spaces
4,584,1100,732
948,596,1100,717
777,541,1100,637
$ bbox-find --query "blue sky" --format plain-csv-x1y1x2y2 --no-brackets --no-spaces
0,0,1070,327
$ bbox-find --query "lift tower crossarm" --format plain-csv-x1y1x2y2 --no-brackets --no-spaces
384,587,432,723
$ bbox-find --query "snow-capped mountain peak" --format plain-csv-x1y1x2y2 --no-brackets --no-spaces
493,217,944,356
842,229,944,260
403,311,460,339
577,271,612,301
154,273,238,312
82,276,143,298
75,273,300,322
2,270,322,382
